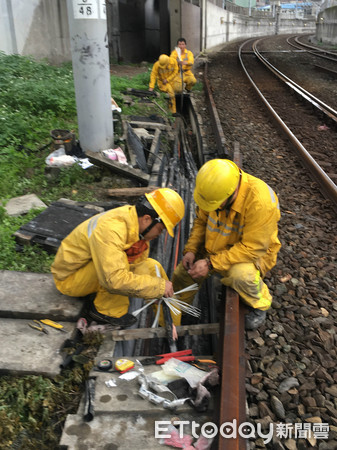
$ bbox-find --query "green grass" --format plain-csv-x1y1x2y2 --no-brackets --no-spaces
0,54,166,273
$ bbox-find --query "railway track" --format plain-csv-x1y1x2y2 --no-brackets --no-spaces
197,34,337,449
288,35,337,63
239,37,337,207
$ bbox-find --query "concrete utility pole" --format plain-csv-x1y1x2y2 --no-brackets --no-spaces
67,0,113,153
275,2,281,35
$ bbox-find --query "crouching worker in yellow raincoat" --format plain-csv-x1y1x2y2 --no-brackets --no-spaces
149,54,182,114
172,159,281,330
51,188,185,331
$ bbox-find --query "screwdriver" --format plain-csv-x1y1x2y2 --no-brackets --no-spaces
40,319,67,332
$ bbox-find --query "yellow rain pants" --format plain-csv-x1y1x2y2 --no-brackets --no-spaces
157,78,182,114
172,261,272,311
55,257,182,326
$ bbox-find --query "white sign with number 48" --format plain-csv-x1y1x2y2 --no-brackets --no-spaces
73,0,101,19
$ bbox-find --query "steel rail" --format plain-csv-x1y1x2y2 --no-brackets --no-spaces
239,39,337,209
203,62,229,158
253,39,337,124
313,64,337,77
290,35,337,62
216,287,246,450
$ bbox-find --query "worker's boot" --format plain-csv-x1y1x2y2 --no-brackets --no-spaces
89,301,137,328
245,307,267,330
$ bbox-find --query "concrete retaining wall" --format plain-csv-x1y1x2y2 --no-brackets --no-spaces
0,0,70,64
316,6,337,46
205,2,315,49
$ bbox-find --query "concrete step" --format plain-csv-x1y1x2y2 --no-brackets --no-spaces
0,270,84,320
0,318,73,376
60,390,213,450
0,270,85,376
59,335,215,449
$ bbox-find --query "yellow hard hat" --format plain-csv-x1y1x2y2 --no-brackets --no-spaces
145,188,185,237
158,54,169,68
194,159,240,211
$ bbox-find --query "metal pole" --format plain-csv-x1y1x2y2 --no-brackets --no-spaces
275,2,281,35
66,0,113,153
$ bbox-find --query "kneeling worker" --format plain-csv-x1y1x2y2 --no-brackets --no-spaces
51,188,185,330
172,159,281,330
149,54,182,114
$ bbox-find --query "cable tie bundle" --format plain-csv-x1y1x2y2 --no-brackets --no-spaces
132,298,158,318
174,283,199,295
132,263,200,325
163,297,201,318
152,299,162,328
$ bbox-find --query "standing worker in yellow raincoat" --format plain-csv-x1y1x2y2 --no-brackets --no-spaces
170,38,196,92
172,159,281,330
149,54,182,114
51,188,185,330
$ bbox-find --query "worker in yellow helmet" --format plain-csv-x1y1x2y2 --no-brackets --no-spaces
170,38,196,92
149,54,182,114
51,188,185,330
172,159,281,330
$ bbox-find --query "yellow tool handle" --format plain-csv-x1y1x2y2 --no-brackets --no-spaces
28,322,49,334
40,319,64,330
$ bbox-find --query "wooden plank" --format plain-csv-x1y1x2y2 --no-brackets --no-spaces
126,123,149,173
147,128,161,170
111,323,219,341
86,151,150,184
106,187,159,197
129,121,169,131
233,142,242,168
13,230,34,245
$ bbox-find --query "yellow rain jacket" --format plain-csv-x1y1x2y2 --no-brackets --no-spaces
149,57,180,91
170,48,194,74
51,205,166,300
170,49,196,91
184,170,281,277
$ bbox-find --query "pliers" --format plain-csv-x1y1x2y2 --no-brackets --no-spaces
28,320,49,334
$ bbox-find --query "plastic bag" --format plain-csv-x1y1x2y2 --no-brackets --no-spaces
161,358,205,388
45,147,77,167
102,147,128,165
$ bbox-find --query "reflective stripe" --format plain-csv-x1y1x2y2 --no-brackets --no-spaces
252,269,272,309
253,269,263,300
207,215,243,237
266,184,280,210
87,212,104,238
